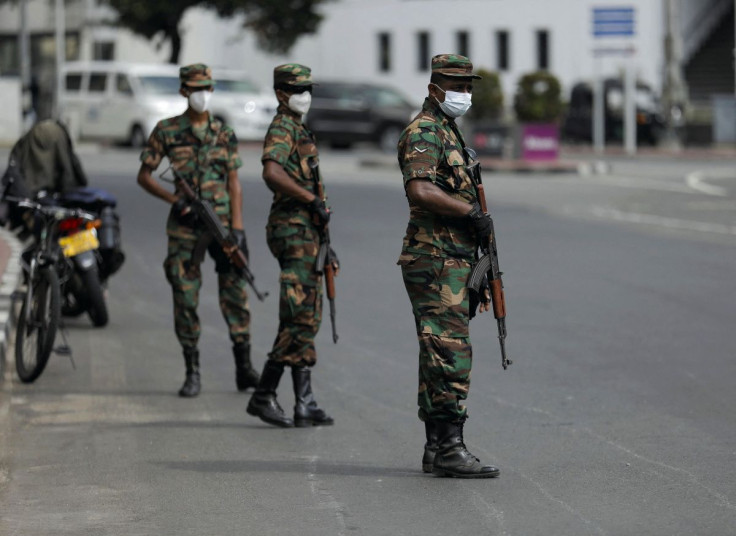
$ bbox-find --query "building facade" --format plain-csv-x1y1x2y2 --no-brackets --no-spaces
1,0,734,119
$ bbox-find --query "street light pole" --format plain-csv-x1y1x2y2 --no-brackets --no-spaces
54,0,66,118
19,0,31,126
661,0,688,149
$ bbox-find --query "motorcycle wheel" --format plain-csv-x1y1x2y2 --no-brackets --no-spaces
62,273,87,317
83,267,108,327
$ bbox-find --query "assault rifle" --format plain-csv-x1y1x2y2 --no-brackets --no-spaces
308,158,339,344
162,166,268,301
464,147,511,370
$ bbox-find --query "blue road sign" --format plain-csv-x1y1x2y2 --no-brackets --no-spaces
592,7,636,37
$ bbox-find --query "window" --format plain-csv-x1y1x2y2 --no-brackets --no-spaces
536,30,550,70
89,72,107,92
93,41,115,61
496,30,509,71
116,74,133,95
417,31,430,72
378,32,391,72
137,75,181,95
65,73,82,91
457,31,469,57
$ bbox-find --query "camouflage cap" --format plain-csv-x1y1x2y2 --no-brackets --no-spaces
179,63,215,88
431,54,481,79
273,63,315,87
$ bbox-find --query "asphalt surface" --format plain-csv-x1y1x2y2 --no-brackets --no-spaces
1,146,736,535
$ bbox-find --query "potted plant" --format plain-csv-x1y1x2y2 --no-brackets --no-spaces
467,68,507,157
513,71,563,161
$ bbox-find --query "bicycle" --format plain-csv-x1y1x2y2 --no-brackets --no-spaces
8,195,97,382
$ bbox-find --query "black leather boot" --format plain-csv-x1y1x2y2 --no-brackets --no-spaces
432,420,500,478
246,360,294,427
233,342,259,392
422,419,439,473
292,366,334,427
178,347,200,398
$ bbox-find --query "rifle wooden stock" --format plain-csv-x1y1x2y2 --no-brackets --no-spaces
308,159,338,344
465,151,512,370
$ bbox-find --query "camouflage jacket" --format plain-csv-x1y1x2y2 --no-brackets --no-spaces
397,97,478,261
262,104,324,229
140,113,242,240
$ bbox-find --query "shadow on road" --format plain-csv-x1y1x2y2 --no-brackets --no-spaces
156,459,421,478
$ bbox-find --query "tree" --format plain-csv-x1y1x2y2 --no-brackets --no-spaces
513,71,563,123
104,0,329,64
469,68,504,122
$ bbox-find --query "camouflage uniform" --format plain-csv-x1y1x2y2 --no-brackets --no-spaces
140,65,249,350
397,55,482,423
262,64,324,367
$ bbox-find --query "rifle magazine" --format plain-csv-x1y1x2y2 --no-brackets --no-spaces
467,255,492,292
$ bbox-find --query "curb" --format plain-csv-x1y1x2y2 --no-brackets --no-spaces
358,155,582,174
0,227,24,387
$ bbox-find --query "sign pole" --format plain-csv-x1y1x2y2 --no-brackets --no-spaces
593,54,605,154
624,57,637,155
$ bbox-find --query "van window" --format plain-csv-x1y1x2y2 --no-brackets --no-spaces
137,75,180,95
116,74,133,96
65,73,82,91
89,73,107,93
217,78,259,93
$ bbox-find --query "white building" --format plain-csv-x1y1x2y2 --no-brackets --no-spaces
1,0,734,116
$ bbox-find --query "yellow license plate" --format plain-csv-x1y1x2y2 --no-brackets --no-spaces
59,229,99,257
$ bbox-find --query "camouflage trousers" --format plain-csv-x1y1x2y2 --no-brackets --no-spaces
266,224,323,367
164,235,250,349
399,254,473,422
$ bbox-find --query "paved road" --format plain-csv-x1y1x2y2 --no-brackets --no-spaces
1,147,736,535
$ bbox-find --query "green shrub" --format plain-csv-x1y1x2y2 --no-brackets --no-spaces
513,71,563,123
470,68,504,121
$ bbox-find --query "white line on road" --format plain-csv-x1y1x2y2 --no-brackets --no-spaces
588,206,736,236
686,171,728,197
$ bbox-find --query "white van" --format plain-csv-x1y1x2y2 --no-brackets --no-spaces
60,62,278,146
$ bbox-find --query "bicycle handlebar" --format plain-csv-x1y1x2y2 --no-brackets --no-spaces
5,195,96,221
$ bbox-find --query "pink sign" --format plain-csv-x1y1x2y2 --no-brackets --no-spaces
521,124,559,162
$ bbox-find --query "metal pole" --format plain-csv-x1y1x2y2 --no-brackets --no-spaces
54,0,65,118
593,56,605,154
624,58,637,155
19,0,31,125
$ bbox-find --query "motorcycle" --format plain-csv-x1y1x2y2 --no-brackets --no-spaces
55,187,125,327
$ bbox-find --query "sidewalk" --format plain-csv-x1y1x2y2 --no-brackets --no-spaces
0,226,24,387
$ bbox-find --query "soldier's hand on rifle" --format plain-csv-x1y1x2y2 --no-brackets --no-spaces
309,197,330,226
172,197,198,227
469,277,492,320
466,202,492,238
230,228,249,262
329,247,340,276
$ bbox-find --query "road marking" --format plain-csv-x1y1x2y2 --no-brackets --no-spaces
686,171,728,197
587,175,696,194
589,206,736,236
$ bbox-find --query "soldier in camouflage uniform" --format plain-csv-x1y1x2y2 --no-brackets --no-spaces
136,63,259,398
247,64,336,428
398,54,500,478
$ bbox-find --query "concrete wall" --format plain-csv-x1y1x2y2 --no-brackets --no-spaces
0,79,22,145
173,0,667,107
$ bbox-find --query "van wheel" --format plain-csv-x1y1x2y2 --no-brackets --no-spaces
130,125,146,148
378,125,402,153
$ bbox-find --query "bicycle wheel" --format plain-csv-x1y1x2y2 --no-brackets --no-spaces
15,267,61,383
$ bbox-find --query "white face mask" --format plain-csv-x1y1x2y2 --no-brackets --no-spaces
432,84,472,118
188,90,212,113
288,92,312,115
